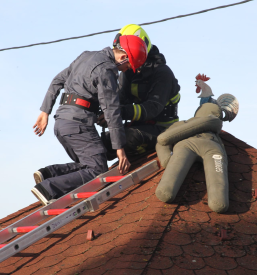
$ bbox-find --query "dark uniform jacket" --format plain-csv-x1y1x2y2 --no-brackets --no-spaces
40,47,125,150
118,45,180,128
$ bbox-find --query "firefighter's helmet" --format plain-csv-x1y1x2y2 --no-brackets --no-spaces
117,35,148,73
114,24,152,53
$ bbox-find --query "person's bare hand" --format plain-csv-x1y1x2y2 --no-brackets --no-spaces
33,112,49,136
116,148,131,174
97,113,107,128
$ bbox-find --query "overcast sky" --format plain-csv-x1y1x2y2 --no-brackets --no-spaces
0,0,256,219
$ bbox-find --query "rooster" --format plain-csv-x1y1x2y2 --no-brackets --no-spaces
195,73,215,105
195,73,239,122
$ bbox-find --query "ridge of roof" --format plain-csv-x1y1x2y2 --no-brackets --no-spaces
0,131,257,275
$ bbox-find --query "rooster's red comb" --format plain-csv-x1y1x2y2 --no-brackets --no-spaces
195,73,210,81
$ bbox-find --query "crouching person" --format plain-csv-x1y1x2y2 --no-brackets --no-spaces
32,35,148,205
98,24,181,160
155,103,230,213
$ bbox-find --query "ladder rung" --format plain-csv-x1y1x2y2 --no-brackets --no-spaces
44,209,68,215
0,244,6,249
12,226,38,233
74,192,97,199
103,176,124,182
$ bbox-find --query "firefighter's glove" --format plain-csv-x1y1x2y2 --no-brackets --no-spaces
97,113,108,128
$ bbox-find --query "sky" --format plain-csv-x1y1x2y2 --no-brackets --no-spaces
0,0,256,219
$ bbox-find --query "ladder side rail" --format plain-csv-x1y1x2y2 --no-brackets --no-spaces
0,166,125,244
0,160,159,262
0,199,91,263
133,160,160,182
98,165,122,177
91,161,160,205
92,176,134,206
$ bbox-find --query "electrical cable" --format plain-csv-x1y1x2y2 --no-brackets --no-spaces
0,0,253,52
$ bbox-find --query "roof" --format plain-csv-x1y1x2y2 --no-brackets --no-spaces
0,131,257,275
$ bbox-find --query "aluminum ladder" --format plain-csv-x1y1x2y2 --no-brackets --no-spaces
0,160,159,263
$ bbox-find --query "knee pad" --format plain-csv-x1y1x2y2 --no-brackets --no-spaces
125,128,144,150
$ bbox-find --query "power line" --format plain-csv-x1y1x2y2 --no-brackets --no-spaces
140,0,253,26
0,0,253,52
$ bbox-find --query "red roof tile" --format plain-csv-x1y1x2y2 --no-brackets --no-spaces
1,131,257,275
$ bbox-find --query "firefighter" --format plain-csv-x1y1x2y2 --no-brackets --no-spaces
31,35,148,205
98,24,181,159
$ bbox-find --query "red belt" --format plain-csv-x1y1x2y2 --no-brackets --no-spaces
59,93,99,113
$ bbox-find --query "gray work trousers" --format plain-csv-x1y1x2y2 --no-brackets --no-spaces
40,119,108,199
156,132,229,213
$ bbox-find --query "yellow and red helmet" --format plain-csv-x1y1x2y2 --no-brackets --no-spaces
114,24,152,53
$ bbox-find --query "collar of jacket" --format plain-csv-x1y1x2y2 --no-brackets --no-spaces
101,47,116,63
147,45,166,65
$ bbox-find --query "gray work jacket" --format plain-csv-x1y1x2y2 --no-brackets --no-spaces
40,47,126,150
